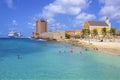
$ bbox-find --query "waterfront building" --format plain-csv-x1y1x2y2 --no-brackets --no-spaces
83,17,111,35
65,30,75,38
74,30,82,35
35,19,48,35
65,30,82,38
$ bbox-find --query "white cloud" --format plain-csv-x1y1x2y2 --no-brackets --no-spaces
7,20,18,31
99,0,120,22
5,0,14,9
74,13,96,27
76,13,96,20
43,0,89,15
12,20,17,26
50,23,68,31
33,0,94,30
40,0,91,23
28,22,36,29
28,22,35,26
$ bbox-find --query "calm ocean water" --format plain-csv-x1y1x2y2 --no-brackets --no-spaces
0,38,120,80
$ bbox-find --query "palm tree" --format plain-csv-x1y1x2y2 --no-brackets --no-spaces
82,29,90,43
81,29,86,39
74,34,80,39
110,28,116,41
86,29,90,43
101,28,107,41
92,29,98,40
82,29,90,39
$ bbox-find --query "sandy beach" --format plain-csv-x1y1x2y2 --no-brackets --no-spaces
65,39,120,55
90,41,120,55
79,40,120,55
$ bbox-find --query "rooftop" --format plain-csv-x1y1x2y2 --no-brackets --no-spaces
87,21,109,26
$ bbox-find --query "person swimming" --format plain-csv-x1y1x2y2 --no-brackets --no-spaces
63,50,66,53
59,51,61,53
85,48,88,51
59,50,66,54
17,55,22,59
70,48,73,53
80,51,82,55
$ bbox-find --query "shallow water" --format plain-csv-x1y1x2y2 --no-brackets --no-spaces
0,38,120,80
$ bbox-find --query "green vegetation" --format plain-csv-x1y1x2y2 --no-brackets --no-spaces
74,34,80,39
81,29,90,39
101,28,107,40
65,33,70,39
110,28,116,41
110,28,116,37
92,29,98,39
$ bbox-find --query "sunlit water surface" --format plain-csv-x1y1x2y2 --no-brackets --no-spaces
0,38,120,80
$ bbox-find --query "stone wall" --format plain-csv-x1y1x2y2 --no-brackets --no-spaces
39,31,65,41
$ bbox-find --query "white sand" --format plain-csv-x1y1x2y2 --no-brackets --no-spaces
90,41,120,55
79,39,120,55
66,39,120,55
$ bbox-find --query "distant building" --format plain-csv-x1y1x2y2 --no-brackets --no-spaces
65,30,75,38
65,30,82,38
83,17,111,35
39,31,65,41
31,19,48,38
36,19,48,35
74,30,82,35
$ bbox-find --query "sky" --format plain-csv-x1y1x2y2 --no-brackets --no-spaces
0,0,120,37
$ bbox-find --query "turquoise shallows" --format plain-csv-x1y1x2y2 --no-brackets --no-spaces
0,38,120,80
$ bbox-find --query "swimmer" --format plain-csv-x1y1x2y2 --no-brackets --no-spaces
59,51,61,54
85,48,88,51
17,55,22,59
80,51,82,55
63,50,66,53
70,48,73,53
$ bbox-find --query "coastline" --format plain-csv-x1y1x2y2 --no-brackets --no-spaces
89,41,120,55
32,37,120,55
64,39,120,55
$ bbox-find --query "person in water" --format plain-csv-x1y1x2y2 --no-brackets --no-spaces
80,51,82,55
70,48,73,53
59,51,61,53
17,55,22,59
63,50,66,53
85,48,88,51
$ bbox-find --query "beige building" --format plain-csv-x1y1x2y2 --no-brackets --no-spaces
39,31,65,41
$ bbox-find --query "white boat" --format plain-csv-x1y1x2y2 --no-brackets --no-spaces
38,39,47,41
8,31,22,38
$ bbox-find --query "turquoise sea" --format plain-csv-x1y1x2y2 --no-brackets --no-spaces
0,38,120,80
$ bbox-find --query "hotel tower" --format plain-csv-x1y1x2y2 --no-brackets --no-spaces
35,19,48,35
